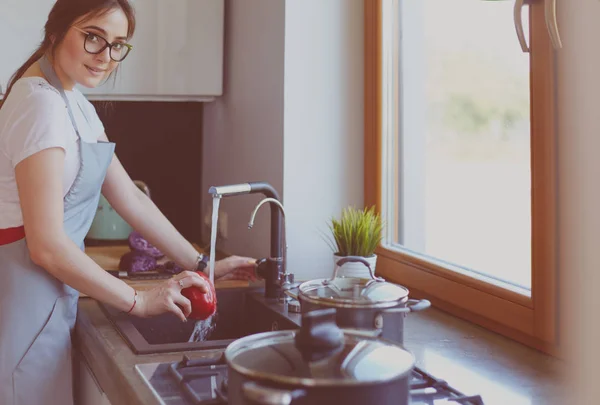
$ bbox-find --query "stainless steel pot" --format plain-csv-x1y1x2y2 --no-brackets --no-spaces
284,256,430,344
224,308,415,405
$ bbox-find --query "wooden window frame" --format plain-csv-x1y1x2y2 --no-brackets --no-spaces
364,0,559,355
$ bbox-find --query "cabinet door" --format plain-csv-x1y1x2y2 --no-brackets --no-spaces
154,0,224,97
77,354,113,405
82,0,224,101
0,0,55,94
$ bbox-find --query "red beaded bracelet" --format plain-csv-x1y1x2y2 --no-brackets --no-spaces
125,289,138,314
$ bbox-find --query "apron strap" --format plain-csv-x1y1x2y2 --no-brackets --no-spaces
38,56,83,140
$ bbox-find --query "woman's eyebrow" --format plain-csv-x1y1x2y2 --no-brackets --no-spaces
82,25,128,41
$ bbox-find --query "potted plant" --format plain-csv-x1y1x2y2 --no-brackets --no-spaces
326,206,384,278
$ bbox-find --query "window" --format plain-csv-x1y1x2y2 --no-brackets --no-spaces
365,0,558,354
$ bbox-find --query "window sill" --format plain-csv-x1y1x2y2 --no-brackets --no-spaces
376,251,561,357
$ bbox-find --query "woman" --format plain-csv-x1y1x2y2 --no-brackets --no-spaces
0,1,256,404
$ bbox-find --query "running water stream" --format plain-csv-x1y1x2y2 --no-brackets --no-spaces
187,314,216,342
209,196,220,285
189,196,221,342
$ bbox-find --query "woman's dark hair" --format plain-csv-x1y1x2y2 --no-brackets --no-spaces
0,0,135,109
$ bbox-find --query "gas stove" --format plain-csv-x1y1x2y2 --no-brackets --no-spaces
135,352,485,405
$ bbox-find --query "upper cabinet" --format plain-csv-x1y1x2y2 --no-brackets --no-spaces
82,0,224,101
0,0,224,101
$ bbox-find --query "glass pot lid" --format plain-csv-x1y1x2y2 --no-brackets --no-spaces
298,256,409,308
225,309,414,386
299,275,409,308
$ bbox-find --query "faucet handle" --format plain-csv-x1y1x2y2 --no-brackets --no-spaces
255,257,284,283
279,277,301,307
279,272,294,285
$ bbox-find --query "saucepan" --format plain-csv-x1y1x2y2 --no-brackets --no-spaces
284,256,430,345
224,308,414,405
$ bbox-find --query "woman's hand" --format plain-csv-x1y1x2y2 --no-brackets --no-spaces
129,257,257,321
213,256,258,281
132,271,210,321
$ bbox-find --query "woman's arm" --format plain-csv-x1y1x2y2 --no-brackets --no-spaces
16,147,136,310
16,147,208,320
99,133,258,279
100,144,200,271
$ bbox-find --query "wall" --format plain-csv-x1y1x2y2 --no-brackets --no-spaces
202,0,365,280
201,0,286,258
283,0,365,280
556,0,600,401
92,101,204,244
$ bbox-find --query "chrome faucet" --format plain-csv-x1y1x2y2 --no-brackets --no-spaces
248,198,295,302
248,198,285,228
208,182,285,299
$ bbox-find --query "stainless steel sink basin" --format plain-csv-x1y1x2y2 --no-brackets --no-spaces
101,288,298,354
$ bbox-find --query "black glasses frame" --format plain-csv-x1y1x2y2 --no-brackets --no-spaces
72,26,133,62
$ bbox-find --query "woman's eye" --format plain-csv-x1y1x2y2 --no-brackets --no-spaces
113,43,124,50
88,34,100,43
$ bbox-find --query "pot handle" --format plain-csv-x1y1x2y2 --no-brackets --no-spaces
328,256,384,283
406,298,431,312
283,282,300,300
283,288,299,300
383,299,432,314
242,381,306,405
342,328,382,338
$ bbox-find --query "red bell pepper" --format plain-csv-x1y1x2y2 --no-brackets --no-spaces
181,271,217,320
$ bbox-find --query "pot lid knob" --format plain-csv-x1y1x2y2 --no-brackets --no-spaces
294,308,344,362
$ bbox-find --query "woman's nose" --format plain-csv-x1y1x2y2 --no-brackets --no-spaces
95,46,111,63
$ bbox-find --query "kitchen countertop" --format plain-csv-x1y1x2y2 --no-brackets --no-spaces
403,309,566,405
75,292,566,405
73,244,254,405
75,297,227,405
83,244,253,294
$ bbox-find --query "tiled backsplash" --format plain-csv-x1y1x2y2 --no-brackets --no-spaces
91,101,204,244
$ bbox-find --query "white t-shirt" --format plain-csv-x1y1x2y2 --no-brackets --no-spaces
0,77,105,228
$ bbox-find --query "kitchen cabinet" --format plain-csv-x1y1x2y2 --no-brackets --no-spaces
0,0,224,101
75,352,113,405
82,0,224,101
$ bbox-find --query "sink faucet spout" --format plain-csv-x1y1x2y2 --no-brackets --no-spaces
208,182,284,299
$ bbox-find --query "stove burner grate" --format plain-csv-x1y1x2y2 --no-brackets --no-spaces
169,354,228,405
168,354,485,405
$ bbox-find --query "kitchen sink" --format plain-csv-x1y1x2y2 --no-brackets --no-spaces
100,288,298,354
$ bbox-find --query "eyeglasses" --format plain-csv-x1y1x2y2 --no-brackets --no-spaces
72,26,133,62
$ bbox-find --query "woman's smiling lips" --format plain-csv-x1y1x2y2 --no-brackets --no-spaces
85,64,107,76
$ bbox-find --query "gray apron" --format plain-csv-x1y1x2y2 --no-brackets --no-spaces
0,57,115,405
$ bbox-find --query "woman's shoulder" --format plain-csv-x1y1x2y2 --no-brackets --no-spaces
3,77,66,113
0,78,71,167
0,77,68,136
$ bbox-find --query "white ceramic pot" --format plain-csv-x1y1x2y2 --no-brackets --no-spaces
333,254,377,278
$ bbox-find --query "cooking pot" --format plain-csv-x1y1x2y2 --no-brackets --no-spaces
284,256,430,345
224,308,414,405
